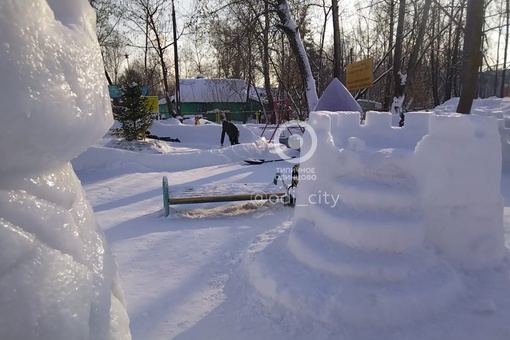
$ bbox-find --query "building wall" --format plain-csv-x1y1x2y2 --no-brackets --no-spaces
478,69,510,98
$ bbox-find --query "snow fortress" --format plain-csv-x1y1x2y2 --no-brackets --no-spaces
246,108,506,327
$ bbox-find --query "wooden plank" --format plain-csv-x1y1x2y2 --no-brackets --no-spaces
168,192,287,205
162,175,289,216
169,183,284,198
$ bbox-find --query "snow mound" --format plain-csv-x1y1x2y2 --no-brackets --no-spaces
104,138,176,154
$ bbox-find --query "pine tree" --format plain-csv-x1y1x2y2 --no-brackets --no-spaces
112,82,153,141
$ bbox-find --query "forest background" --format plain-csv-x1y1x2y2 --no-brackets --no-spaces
88,0,510,118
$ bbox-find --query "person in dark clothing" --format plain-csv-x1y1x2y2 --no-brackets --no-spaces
220,117,240,146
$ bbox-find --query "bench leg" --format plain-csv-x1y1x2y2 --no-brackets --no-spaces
162,176,170,217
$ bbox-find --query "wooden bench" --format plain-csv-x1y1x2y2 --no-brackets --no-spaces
162,173,293,217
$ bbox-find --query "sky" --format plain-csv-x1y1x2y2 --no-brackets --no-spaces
1,0,510,339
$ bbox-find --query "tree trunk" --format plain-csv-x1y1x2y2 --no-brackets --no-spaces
392,0,432,126
494,8,502,97
444,0,454,101
263,1,274,123
105,68,113,85
500,0,509,97
431,5,440,106
453,2,466,98
332,0,341,79
383,0,395,111
172,0,181,117
391,0,406,124
456,0,485,114
275,0,318,113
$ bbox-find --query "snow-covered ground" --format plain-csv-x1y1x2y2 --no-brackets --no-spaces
74,98,510,340
4,1,509,339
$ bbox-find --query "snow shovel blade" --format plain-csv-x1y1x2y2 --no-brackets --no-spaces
244,158,266,164
244,157,296,164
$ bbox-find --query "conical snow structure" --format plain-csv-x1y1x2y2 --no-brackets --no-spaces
0,1,131,339
313,77,363,113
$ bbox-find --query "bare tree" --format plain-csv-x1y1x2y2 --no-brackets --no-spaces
101,30,128,84
457,0,485,113
332,0,342,79
392,0,432,126
126,0,176,116
500,0,509,97
89,0,126,85
273,0,319,112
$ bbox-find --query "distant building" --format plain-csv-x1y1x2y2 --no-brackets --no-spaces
478,69,510,98
159,75,263,122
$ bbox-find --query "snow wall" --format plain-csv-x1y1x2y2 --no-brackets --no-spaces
246,109,506,327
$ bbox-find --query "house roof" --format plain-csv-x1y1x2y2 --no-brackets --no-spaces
179,78,247,103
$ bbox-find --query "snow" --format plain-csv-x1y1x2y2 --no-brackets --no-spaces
2,1,510,339
0,0,129,339
72,94,510,340
314,78,363,113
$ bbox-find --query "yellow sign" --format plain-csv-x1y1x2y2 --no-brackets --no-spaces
346,58,373,91
145,96,159,113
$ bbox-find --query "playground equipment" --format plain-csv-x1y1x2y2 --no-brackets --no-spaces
259,99,305,146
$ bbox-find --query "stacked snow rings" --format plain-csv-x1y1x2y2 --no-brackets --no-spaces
251,111,464,327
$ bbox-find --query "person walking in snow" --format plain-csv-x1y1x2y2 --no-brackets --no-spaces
220,116,240,146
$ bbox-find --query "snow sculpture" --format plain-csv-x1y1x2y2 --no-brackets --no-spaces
244,79,510,327
313,78,363,113
0,1,131,339
247,111,463,326
416,114,506,270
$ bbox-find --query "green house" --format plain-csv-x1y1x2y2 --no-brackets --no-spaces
168,76,263,123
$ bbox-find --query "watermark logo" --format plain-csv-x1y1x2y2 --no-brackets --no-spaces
276,166,317,182
250,192,288,205
250,190,341,208
297,191,341,208
274,121,318,164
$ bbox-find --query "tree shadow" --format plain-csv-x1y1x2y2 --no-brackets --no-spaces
124,211,294,340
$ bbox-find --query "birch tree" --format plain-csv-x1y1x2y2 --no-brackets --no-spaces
391,0,432,126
